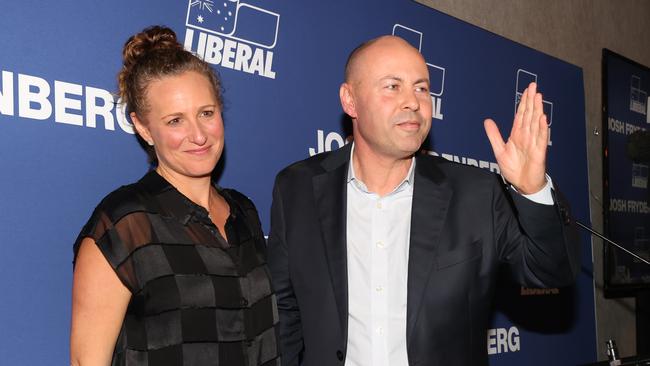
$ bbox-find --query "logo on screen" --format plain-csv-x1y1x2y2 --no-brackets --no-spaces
632,163,648,189
515,69,554,146
392,24,445,121
630,75,648,116
184,0,280,79
634,227,650,254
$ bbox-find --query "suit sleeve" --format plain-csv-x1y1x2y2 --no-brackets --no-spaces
267,176,304,365
493,177,580,288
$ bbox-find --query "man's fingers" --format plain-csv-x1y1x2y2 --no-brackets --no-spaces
533,91,544,122
529,93,544,143
522,83,537,133
516,88,528,116
526,83,536,113
514,88,527,132
484,119,506,157
536,114,549,147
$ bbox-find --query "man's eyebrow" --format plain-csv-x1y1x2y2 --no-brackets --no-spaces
380,75,403,82
378,76,430,86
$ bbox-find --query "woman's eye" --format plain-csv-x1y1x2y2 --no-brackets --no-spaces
167,118,180,125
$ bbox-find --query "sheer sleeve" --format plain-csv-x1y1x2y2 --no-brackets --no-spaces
73,189,154,293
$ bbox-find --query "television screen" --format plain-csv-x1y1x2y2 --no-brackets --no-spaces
602,49,650,296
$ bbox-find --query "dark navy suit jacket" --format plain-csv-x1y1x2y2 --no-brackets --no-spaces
267,143,580,366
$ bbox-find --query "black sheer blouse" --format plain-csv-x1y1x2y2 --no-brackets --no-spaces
74,171,280,366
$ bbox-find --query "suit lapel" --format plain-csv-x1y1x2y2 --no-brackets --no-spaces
312,144,351,338
406,155,452,345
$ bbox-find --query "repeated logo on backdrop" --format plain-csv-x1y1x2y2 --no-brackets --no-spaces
184,0,280,79
392,24,445,121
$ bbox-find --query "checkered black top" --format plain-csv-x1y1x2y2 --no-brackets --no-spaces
74,171,280,366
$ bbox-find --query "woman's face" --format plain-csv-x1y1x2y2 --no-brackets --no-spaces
133,71,224,182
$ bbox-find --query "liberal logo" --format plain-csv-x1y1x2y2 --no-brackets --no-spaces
184,0,280,79
632,163,648,189
392,24,445,121
515,69,554,146
629,75,648,117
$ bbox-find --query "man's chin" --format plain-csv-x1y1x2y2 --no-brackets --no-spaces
391,148,419,161
397,140,425,156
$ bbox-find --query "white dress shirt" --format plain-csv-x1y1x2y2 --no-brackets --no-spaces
344,145,554,366
345,145,415,366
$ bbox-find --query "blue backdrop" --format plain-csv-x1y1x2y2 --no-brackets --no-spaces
0,0,595,364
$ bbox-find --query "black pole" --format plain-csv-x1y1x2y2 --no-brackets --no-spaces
576,220,650,265
576,219,650,357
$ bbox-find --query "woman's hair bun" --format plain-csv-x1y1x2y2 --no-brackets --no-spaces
122,25,181,69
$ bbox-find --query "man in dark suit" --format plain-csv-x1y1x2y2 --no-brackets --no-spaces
267,35,579,366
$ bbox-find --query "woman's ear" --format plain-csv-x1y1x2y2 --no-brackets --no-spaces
131,112,154,146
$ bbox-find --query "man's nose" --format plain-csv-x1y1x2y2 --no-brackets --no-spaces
402,89,420,111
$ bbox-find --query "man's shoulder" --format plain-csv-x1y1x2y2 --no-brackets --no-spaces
417,152,496,182
275,145,350,182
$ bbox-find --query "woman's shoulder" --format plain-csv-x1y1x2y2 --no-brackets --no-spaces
94,182,151,222
75,176,157,245
92,172,168,223
73,178,157,291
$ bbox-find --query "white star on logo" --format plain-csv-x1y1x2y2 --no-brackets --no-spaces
197,15,204,23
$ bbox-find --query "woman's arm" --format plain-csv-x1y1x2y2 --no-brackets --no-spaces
70,237,131,366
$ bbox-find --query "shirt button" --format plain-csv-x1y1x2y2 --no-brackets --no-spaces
377,327,384,335
240,298,248,306
376,201,382,209
376,286,383,293
376,241,384,248
336,350,344,361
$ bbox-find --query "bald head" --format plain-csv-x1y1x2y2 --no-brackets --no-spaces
344,35,426,84
338,34,432,163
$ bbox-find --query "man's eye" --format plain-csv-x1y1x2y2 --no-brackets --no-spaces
167,118,180,125
201,110,214,117
416,86,429,93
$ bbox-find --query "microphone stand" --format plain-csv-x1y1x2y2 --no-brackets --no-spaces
575,220,650,266
575,219,650,359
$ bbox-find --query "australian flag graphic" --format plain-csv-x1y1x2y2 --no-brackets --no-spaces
186,0,279,48
188,0,238,35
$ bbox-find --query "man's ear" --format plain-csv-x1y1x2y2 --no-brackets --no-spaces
339,83,357,119
131,112,154,146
